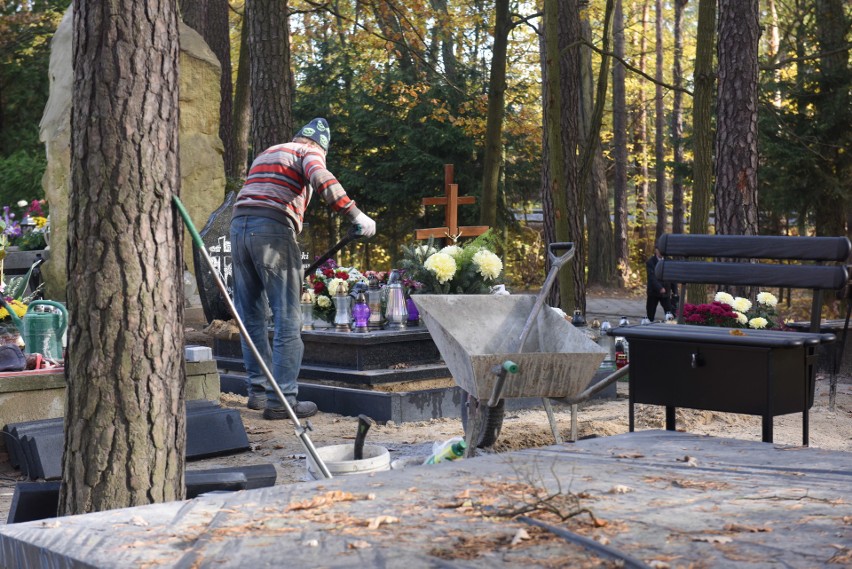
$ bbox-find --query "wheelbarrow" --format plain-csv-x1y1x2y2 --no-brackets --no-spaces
414,243,612,453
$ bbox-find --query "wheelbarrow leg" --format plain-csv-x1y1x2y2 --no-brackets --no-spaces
570,404,578,442
542,398,563,444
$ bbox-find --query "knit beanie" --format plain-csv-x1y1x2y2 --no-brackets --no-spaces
294,117,331,152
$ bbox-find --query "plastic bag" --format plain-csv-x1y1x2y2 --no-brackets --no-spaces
423,436,467,465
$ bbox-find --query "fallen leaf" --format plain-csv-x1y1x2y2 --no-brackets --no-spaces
510,528,530,546
129,516,149,527
286,491,356,512
649,561,671,569
302,539,319,547
723,523,772,533
729,329,745,336
40,520,60,529
843,516,852,525
608,485,634,494
676,455,698,467
614,452,644,459
348,540,372,549
366,515,399,530
828,546,852,564
693,535,733,544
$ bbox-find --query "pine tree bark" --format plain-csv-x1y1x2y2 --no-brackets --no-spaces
687,0,716,304
580,10,615,287
612,0,629,287
479,0,510,228
653,0,666,242
62,0,185,516
633,0,650,254
233,12,251,178
248,0,293,157
714,0,759,236
539,28,560,307
671,0,686,234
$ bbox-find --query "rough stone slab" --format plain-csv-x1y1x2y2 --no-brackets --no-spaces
0,431,849,568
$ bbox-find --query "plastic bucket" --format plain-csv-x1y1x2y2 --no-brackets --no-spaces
306,444,391,480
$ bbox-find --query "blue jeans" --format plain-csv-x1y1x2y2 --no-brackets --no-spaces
230,216,304,407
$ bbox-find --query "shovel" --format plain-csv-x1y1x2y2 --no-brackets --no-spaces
304,226,363,279
353,414,374,460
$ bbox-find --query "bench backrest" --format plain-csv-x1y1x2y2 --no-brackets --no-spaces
655,234,851,329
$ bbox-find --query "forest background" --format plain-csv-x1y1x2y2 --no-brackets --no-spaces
0,0,849,312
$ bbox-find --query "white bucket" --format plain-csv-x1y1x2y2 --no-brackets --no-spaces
306,444,391,480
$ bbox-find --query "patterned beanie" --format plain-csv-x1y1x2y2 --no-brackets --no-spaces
294,117,331,152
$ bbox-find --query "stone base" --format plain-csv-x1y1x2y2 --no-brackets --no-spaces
0,361,220,452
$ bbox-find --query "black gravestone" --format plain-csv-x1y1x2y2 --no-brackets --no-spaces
193,192,313,324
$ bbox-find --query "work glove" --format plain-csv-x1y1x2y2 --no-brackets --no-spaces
353,212,376,237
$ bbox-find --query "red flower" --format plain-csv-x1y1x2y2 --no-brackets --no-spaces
335,270,350,279
322,268,335,278
313,281,326,294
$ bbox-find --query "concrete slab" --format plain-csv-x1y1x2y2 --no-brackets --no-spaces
0,431,849,568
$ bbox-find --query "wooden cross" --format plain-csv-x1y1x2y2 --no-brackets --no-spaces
415,164,489,243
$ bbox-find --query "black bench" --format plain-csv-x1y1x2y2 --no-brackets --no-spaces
614,234,850,445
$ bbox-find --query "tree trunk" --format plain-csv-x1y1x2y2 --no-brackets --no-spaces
556,0,585,312
687,0,716,304
671,0,686,234
62,0,185,516
653,0,666,242
633,0,650,255
539,28,560,307
714,0,759,236
612,0,629,287
248,0,293,157
479,0,510,228
233,10,251,179
813,0,850,238
580,10,615,287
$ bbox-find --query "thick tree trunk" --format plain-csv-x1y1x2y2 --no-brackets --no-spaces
62,0,185,516
671,0,686,234
633,0,650,255
653,0,666,242
479,0,509,228
612,0,629,287
580,12,615,287
813,0,850,238
207,0,236,179
248,0,293,157
233,12,251,178
539,29,560,307
714,0,759,236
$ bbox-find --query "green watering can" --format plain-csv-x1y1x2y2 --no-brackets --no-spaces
0,299,67,362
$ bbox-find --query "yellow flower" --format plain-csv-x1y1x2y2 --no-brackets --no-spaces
734,311,748,325
0,299,27,321
316,295,332,308
748,317,768,329
472,249,503,280
757,292,778,307
424,252,457,284
714,292,735,306
732,297,752,313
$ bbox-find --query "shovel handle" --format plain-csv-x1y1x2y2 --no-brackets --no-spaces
547,242,575,269
303,226,362,278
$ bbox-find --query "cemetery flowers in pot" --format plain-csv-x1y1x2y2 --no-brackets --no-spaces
398,232,504,294
306,260,366,324
682,291,783,330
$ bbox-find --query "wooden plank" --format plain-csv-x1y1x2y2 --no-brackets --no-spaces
421,196,476,206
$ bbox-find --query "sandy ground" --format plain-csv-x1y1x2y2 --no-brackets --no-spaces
191,371,852,487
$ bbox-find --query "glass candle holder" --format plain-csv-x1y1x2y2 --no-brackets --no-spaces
367,277,385,330
333,292,352,332
405,294,419,326
301,302,314,331
352,292,370,332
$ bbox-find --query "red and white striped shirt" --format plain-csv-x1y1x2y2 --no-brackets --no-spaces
233,142,361,232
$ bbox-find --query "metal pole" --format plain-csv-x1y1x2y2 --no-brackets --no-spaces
173,196,333,479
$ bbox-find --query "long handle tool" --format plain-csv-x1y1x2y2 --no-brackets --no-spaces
173,196,333,479
353,414,374,460
304,227,362,279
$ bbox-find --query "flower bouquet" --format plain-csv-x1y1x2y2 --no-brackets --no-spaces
305,260,367,324
683,291,783,330
397,232,504,295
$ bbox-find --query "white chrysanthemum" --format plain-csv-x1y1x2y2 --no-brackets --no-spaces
424,252,457,284
732,297,752,313
415,245,438,260
328,278,348,296
347,268,364,281
748,317,768,329
757,292,778,308
714,292,735,306
472,249,503,280
316,295,332,308
734,311,748,325
439,245,462,258
16,200,27,208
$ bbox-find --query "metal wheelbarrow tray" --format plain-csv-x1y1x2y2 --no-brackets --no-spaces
414,295,606,404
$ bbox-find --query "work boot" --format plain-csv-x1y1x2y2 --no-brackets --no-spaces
247,392,267,410
263,400,318,420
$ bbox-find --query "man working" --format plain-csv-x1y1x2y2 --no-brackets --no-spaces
645,247,675,322
230,118,376,419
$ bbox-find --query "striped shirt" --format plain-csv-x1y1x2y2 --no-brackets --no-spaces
233,142,361,233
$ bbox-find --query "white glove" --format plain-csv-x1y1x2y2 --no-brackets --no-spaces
353,212,376,237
